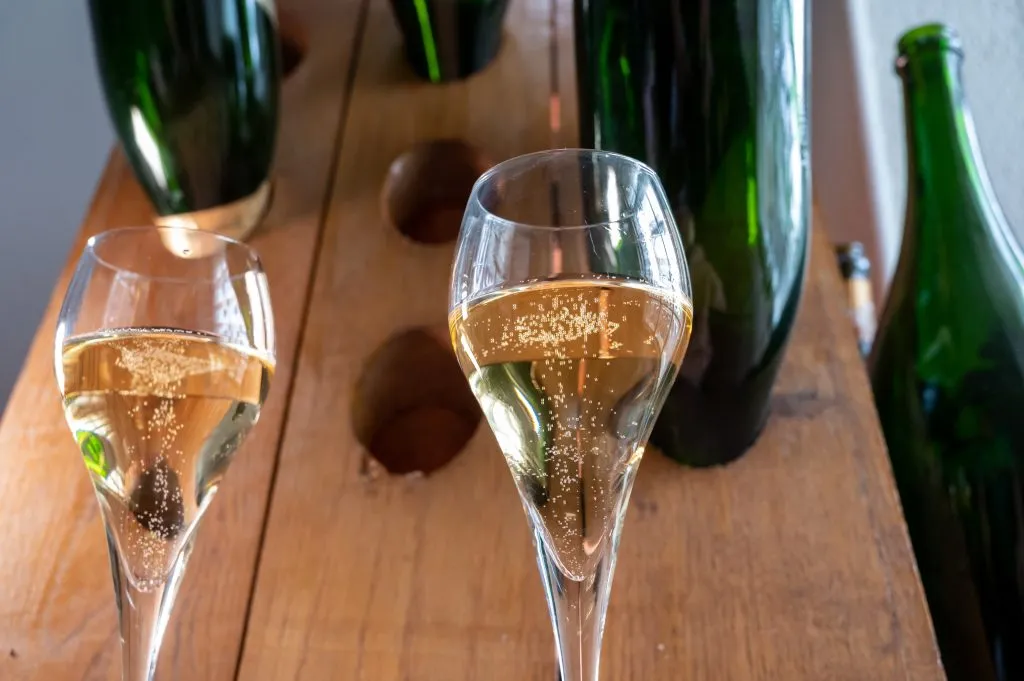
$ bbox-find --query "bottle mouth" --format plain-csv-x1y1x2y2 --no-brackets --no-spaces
896,23,963,68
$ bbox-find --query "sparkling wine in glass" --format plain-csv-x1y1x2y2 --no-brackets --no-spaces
448,150,693,680
54,227,275,681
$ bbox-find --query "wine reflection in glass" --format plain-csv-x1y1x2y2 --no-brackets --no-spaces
54,227,275,681
448,150,693,680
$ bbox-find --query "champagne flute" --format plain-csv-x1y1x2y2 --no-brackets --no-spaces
54,227,275,681
448,149,693,680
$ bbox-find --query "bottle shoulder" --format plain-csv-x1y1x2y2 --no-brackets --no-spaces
877,213,1024,380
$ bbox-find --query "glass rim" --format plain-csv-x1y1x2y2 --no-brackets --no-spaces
471,148,664,232
85,225,264,283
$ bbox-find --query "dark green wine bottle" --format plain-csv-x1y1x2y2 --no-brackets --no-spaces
870,25,1024,681
388,0,510,83
88,0,281,236
574,0,810,466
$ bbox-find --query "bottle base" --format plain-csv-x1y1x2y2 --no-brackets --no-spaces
402,41,504,83
653,417,767,468
155,180,272,243
651,384,774,469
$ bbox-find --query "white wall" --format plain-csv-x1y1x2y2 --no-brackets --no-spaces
815,0,1024,295
871,0,1024,262
0,2,113,408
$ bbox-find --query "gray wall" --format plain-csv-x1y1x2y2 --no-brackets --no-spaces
0,2,113,407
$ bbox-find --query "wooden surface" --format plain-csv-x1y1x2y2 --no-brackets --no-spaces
0,0,945,680
0,1,366,679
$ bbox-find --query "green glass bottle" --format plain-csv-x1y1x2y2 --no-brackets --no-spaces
88,0,281,240
388,0,510,83
869,25,1024,681
574,0,810,466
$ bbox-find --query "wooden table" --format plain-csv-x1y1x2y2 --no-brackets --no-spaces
0,1,946,679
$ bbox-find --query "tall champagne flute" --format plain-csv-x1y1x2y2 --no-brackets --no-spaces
54,227,275,681
448,150,693,680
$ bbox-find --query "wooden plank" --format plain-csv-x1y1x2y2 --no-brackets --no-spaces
236,1,556,679
557,4,945,679
587,219,947,681
0,2,365,679
240,1,945,680
233,2,945,681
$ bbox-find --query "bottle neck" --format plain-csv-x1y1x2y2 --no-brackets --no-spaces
897,48,1018,283
901,50,975,222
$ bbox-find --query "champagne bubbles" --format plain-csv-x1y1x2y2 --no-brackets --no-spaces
450,277,691,581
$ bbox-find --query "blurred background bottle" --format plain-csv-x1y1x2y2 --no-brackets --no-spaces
388,0,510,83
870,24,1024,681
835,242,876,358
88,0,282,241
574,0,811,467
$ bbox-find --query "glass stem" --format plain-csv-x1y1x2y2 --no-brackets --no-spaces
106,527,195,681
533,527,621,681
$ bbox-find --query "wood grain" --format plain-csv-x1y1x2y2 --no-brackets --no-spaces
0,1,365,679
236,1,947,680
235,0,556,679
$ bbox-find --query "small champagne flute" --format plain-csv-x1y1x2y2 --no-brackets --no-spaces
54,226,275,681
448,149,693,680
